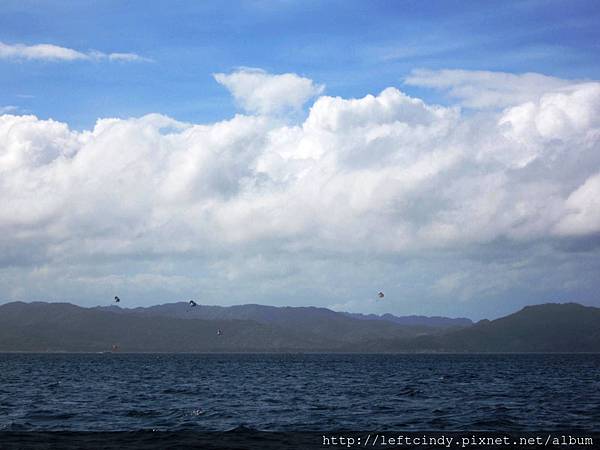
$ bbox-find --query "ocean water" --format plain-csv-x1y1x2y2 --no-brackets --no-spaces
0,353,599,432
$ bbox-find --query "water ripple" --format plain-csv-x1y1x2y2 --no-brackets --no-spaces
0,353,598,431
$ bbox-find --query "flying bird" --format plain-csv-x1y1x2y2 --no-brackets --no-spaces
217,329,223,336
114,296,121,303
189,300,197,307
377,292,385,299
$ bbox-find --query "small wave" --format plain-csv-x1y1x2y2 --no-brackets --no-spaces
225,424,260,433
396,387,418,396
125,410,162,418
471,417,518,429
1,421,34,431
25,411,76,421
161,388,196,395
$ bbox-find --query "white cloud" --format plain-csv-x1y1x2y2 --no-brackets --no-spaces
0,42,87,61
106,52,151,62
214,68,324,115
405,68,572,109
0,106,18,114
500,82,600,137
0,41,149,63
1,69,599,311
1,74,598,250
554,172,600,236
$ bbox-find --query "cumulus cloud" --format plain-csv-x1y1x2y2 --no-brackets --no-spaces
214,68,324,115
1,69,599,312
0,41,149,62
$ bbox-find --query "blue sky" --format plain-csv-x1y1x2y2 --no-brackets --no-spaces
1,1,600,319
2,0,600,128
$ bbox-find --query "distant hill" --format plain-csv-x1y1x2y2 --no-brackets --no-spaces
0,301,316,352
0,301,598,353
343,312,472,328
440,302,600,352
0,301,431,352
364,303,600,353
95,302,442,343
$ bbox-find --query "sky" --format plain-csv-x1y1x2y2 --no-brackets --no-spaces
1,0,600,319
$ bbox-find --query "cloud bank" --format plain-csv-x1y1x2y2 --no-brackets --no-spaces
0,41,149,62
1,69,599,315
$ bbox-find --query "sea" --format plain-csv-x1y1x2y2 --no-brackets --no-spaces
0,353,598,448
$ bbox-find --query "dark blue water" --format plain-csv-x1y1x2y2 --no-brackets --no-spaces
1,353,598,432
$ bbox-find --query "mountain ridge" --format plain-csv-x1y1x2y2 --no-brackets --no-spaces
0,301,598,353
95,301,471,330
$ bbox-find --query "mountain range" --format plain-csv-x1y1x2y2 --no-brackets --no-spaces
0,301,598,353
